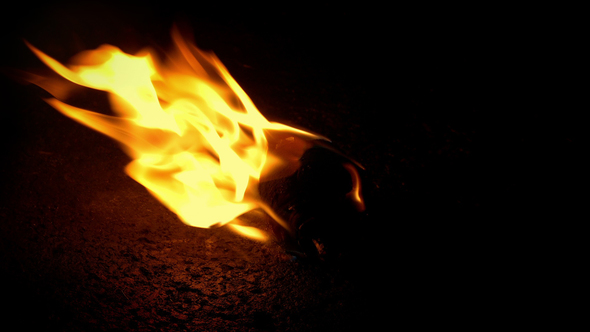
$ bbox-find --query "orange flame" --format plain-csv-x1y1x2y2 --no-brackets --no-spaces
25,28,322,240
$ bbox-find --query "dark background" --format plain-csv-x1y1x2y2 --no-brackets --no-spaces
0,1,580,331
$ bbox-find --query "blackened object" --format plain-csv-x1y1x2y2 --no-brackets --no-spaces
259,142,367,260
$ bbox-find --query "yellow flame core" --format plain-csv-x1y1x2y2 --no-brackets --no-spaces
26,30,320,238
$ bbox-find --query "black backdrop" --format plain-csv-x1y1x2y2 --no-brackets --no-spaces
0,1,579,331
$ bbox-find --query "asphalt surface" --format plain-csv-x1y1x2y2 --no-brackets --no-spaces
0,2,579,331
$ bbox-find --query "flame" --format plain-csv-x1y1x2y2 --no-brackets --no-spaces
343,163,365,212
25,28,322,240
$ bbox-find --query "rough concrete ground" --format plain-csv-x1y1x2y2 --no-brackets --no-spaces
1,2,579,331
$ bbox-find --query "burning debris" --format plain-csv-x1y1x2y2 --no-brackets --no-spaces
261,144,366,259
23,26,366,258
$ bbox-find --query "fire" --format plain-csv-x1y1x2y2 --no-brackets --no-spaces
25,27,322,240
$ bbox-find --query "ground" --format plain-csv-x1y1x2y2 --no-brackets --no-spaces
0,2,579,331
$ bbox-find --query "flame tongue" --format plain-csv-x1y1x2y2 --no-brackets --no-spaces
26,29,321,237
